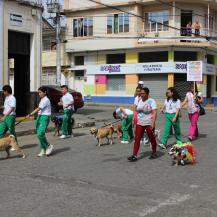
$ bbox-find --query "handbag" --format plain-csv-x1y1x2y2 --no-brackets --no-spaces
198,103,205,116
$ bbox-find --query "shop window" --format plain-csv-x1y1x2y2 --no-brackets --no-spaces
207,54,214,64
75,56,84,66
174,51,197,61
107,75,125,91
41,69,56,85
107,13,129,34
139,51,168,62
73,17,93,37
144,11,169,32
106,54,125,64
75,70,85,77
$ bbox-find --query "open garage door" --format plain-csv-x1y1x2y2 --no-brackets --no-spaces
8,31,30,116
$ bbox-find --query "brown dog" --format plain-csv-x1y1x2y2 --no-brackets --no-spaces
0,135,26,159
112,124,122,141
90,126,114,147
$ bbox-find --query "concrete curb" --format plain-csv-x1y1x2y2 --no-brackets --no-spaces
16,121,95,137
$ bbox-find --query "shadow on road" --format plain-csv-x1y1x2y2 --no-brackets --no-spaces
76,108,105,115
138,151,165,160
21,143,38,150
51,147,71,156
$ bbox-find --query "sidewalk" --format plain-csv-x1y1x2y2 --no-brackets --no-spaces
15,113,95,137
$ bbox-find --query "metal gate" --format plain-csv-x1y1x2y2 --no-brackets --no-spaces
139,74,168,103
174,74,192,100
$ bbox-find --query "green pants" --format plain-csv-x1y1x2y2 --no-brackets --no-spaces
161,113,182,145
0,115,16,138
62,109,73,136
122,114,134,141
35,115,50,151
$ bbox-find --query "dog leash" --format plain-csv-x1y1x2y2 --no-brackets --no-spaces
101,119,121,128
15,117,29,126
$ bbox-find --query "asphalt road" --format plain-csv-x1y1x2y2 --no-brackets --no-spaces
0,106,217,217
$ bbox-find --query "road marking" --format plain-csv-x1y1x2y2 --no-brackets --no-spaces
135,193,191,217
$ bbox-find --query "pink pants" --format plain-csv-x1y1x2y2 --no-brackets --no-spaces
133,124,157,156
188,111,199,139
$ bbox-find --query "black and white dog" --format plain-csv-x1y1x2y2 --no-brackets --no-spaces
51,115,75,136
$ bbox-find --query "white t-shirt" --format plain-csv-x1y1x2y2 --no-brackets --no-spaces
165,99,181,114
116,108,133,119
186,92,202,114
134,96,141,106
3,95,16,116
137,98,157,126
61,92,74,110
38,96,51,115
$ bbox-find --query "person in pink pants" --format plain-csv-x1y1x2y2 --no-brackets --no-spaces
182,84,203,141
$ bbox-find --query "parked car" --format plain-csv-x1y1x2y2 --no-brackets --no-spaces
44,85,84,112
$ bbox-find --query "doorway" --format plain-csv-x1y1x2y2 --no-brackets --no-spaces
181,10,192,36
8,31,30,116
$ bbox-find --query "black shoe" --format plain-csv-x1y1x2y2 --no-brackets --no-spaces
188,136,193,142
127,155,137,162
149,153,158,159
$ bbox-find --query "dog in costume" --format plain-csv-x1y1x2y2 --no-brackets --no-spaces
168,142,196,166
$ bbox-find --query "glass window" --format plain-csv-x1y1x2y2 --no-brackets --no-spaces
145,11,169,32
73,17,93,37
139,52,168,62
174,51,197,61
106,53,126,64
75,56,84,66
107,13,129,34
107,15,113,34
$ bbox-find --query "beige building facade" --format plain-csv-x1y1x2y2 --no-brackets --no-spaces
64,0,217,105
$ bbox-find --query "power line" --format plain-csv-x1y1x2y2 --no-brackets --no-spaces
155,0,215,20
86,0,211,40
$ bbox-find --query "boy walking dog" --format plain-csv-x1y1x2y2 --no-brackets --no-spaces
0,85,17,139
58,85,74,139
113,107,134,144
27,87,53,157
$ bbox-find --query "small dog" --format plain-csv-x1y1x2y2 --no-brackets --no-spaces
90,126,114,147
168,143,196,166
0,135,26,159
51,115,75,136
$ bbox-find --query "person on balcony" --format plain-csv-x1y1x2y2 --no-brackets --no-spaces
186,22,192,36
193,20,201,37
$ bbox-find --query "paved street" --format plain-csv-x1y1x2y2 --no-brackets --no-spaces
0,106,217,217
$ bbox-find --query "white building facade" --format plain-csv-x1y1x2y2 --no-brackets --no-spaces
0,0,43,115
64,0,217,105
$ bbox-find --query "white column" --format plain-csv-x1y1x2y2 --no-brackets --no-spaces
208,3,210,36
0,0,4,89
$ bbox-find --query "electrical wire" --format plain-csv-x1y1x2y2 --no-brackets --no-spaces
86,0,212,40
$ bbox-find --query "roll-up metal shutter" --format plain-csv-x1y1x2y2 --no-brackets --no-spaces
107,75,125,91
174,74,192,101
139,74,167,103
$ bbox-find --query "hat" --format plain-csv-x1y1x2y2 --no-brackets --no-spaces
138,81,144,85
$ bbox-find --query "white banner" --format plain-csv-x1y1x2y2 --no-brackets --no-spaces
187,61,203,82
86,62,215,75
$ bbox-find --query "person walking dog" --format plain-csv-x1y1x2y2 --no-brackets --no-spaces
27,86,53,157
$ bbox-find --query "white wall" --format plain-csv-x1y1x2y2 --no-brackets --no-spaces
0,0,4,90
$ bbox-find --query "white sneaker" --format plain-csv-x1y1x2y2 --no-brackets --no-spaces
46,144,54,156
59,135,67,139
10,147,15,151
158,144,167,150
121,141,129,144
37,150,45,157
143,138,149,145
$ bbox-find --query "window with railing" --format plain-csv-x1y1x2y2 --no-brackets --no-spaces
107,13,129,34
42,37,56,51
144,11,169,32
73,17,93,37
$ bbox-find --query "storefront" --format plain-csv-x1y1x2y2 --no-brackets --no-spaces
85,61,217,104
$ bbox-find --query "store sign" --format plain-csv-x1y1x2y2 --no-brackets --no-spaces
87,62,216,75
187,61,203,82
10,14,23,27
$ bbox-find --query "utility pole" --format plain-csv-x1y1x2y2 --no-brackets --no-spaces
47,0,61,86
